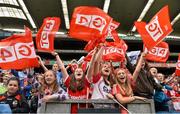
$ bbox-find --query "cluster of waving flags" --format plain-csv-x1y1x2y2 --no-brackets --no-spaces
0,5,179,76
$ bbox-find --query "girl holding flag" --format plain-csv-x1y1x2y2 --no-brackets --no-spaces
88,45,115,108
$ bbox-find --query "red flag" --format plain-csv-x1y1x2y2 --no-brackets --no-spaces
69,6,112,41
36,17,60,52
84,43,126,62
84,36,105,52
135,5,173,50
103,43,125,62
175,54,180,76
84,40,97,52
107,21,120,38
84,49,94,62
107,20,128,52
0,27,39,70
111,30,128,52
81,61,88,72
84,31,127,62
144,42,169,62
103,46,125,62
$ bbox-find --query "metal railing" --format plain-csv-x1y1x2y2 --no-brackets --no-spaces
39,99,155,113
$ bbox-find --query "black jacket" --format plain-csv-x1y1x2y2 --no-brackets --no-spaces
0,92,29,113
30,95,38,113
126,54,162,98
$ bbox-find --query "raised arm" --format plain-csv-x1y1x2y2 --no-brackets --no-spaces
65,59,77,70
86,48,98,82
37,55,48,72
164,73,176,84
132,52,145,81
51,52,69,82
93,46,105,76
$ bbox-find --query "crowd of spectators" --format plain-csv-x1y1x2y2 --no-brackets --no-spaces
0,46,179,113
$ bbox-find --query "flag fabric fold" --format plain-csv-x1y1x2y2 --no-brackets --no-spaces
69,6,112,42
0,27,39,70
144,42,170,62
36,17,60,52
135,5,173,50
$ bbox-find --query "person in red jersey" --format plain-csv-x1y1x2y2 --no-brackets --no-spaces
52,51,97,114
111,68,146,113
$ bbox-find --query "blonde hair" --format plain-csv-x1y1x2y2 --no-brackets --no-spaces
114,68,133,96
40,70,59,94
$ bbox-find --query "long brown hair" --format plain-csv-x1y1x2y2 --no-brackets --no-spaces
40,70,59,94
69,68,85,92
114,68,133,96
101,61,116,87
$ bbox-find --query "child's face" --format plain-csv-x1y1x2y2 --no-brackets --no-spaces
7,80,19,95
74,68,83,80
157,73,164,82
28,78,33,83
149,68,157,77
52,63,59,71
101,62,111,77
31,89,38,96
44,71,56,85
3,74,11,85
37,74,44,84
116,69,127,84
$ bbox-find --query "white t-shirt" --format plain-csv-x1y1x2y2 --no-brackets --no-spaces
91,73,111,99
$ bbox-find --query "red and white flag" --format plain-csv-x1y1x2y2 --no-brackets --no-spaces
36,17,60,52
84,20,120,52
144,42,169,62
111,30,128,52
84,32,128,62
69,6,112,41
0,27,39,70
84,44,126,62
84,37,105,52
103,46,125,62
175,54,180,76
135,5,173,50
84,49,94,62
107,20,120,38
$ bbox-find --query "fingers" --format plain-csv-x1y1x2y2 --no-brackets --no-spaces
141,98,147,102
140,97,147,102
71,59,77,63
36,55,41,60
141,52,146,57
51,51,58,56
134,96,147,102
42,96,51,102
106,94,114,99
37,56,43,65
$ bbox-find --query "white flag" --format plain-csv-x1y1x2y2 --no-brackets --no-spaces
127,51,141,65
